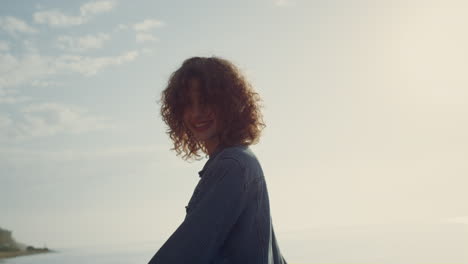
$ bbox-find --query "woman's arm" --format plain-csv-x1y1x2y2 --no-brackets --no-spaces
147,158,251,264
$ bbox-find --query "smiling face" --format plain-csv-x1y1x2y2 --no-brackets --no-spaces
182,78,221,155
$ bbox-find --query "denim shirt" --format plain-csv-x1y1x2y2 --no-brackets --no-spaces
147,145,288,264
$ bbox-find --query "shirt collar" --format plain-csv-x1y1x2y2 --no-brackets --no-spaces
197,144,248,178
197,146,224,178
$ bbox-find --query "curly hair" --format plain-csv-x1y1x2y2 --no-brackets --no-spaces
158,56,266,161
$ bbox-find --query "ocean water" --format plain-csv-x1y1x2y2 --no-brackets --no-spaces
1,223,467,264
0,241,161,264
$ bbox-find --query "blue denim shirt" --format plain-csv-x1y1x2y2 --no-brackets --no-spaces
147,145,287,264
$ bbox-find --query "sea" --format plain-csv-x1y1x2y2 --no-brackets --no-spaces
1,222,467,264
0,241,161,264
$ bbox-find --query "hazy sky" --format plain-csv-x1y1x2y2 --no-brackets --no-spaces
1,0,467,262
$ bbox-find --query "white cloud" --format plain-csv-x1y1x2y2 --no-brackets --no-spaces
33,9,86,26
55,50,139,76
0,145,160,162
136,33,158,43
141,48,155,55
0,87,31,104
0,50,139,88
132,19,163,45
0,113,14,139
0,96,31,103
80,0,115,16
33,0,116,27
57,33,110,52
31,80,60,87
0,113,12,128
133,19,164,32
0,40,10,51
275,0,295,7
0,102,113,141
114,23,128,32
0,52,56,89
22,39,39,53
0,16,37,35
0,90,32,103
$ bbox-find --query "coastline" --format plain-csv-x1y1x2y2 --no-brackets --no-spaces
0,249,53,259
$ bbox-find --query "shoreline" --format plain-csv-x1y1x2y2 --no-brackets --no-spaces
0,249,54,259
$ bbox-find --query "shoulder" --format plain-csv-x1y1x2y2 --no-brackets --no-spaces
216,145,264,180
217,145,255,164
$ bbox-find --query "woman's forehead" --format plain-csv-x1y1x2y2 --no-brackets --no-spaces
185,78,202,97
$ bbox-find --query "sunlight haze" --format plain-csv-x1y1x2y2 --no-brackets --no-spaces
1,0,467,262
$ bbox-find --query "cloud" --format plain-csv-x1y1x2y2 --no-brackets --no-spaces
56,33,110,52
80,0,115,16
33,9,86,26
0,113,14,140
0,16,37,35
33,0,116,27
275,0,295,7
0,88,31,104
114,23,128,32
30,80,60,87
0,50,139,88
136,33,158,43
0,145,161,162
132,19,163,45
0,102,113,141
0,96,31,104
0,41,9,51
55,50,139,75
133,19,164,32
0,52,56,89
141,48,154,55
0,113,12,127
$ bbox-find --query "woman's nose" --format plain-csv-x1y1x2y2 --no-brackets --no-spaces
195,104,208,114
192,103,207,116
191,104,200,115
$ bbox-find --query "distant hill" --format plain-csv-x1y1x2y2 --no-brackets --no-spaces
0,227,51,259
0,227,21,251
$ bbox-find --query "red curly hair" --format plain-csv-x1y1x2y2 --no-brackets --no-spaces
158,56,266,161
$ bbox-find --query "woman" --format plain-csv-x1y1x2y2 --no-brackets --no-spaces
148,56,287,264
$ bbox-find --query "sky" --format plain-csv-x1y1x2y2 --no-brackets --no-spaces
1,0,467,262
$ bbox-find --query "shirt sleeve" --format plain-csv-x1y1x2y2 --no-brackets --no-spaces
147,158,251,264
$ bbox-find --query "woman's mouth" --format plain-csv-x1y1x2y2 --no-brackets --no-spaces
193,120,213,132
